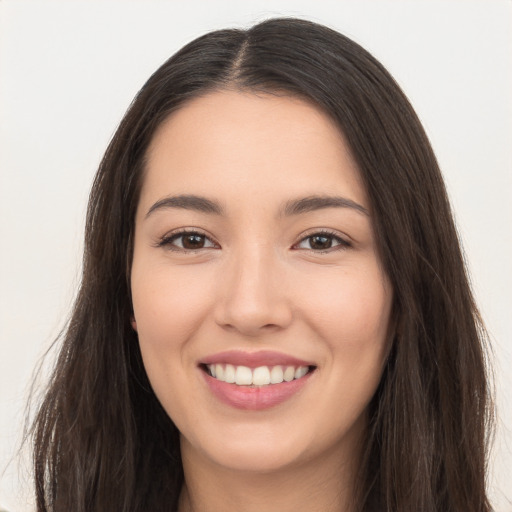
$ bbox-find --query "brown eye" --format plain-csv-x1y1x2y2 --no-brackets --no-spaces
296,231,350,252
159,230,217,252
309,235,333,250
181,233,206,249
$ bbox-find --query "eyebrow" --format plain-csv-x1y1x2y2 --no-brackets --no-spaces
146,195,224,218
281,195,369,217
145,194,369,219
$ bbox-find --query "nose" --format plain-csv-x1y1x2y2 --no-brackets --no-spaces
213,244,293,337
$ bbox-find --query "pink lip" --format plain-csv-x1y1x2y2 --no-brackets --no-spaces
199,350,316,411
202,370,314,410
200,350,314,369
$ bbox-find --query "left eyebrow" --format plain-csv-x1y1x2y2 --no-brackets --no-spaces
145,194,224,218
280,195,369,217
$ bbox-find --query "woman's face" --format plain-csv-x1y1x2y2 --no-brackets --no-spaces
131,90,393,474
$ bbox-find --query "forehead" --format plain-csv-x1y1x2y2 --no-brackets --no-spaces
141,90,367,213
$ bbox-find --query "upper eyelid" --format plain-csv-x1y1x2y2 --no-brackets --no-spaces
162,227,212,239
171,229,210,239
294,228,351,245
160,229,218,247
160,228,347,241
158,228,350,250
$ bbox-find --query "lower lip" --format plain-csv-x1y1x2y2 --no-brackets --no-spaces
202,369,313,410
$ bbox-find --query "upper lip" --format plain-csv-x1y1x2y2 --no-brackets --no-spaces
200,350,315,368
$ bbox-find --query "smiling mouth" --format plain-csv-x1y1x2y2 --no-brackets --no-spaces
201,364,316,387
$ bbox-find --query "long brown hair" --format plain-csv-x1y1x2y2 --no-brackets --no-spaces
31,18,494,512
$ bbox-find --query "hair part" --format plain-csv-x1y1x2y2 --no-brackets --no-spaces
30,17,494,512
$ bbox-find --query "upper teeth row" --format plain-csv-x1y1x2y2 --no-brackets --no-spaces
207,364,309,386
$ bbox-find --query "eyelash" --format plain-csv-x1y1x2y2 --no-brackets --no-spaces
295,229,352,253
157,229,217,253
157,229,351,254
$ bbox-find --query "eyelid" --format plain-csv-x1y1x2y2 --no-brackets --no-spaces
156,228,351,254
292,229,352,252
156,228,219,252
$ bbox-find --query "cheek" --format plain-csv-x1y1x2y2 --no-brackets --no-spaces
130,264,218,428
300,265,392,349
295,266,392,434
130,263,217,408
298,261,392,407
132,263,213,346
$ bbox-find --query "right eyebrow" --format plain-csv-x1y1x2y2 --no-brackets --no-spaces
280,195,369,217
145,194,224,219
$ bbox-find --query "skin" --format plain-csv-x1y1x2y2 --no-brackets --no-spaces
131,90,393,512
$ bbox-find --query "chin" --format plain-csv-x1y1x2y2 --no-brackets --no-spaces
207,443,305,474
182,419,320,474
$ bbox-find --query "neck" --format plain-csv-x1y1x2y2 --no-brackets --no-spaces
177,432,363,512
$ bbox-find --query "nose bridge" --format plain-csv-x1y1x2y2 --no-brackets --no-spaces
214,240,292,335
232,241,275,301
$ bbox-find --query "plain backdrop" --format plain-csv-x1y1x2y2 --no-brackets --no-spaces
1,1,511,510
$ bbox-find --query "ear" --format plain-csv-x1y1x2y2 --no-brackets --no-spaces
131,316,138,331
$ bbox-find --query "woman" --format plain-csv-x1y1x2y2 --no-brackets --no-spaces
31,18,494,512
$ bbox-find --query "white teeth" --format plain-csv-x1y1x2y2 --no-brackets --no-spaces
295,366,308,379
270,365,284,384
235,366,253,385
252,366,271,386
224,364,236,383
283,366,295,382
207,364,311,386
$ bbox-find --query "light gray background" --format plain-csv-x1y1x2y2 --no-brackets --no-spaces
1,1,511,510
